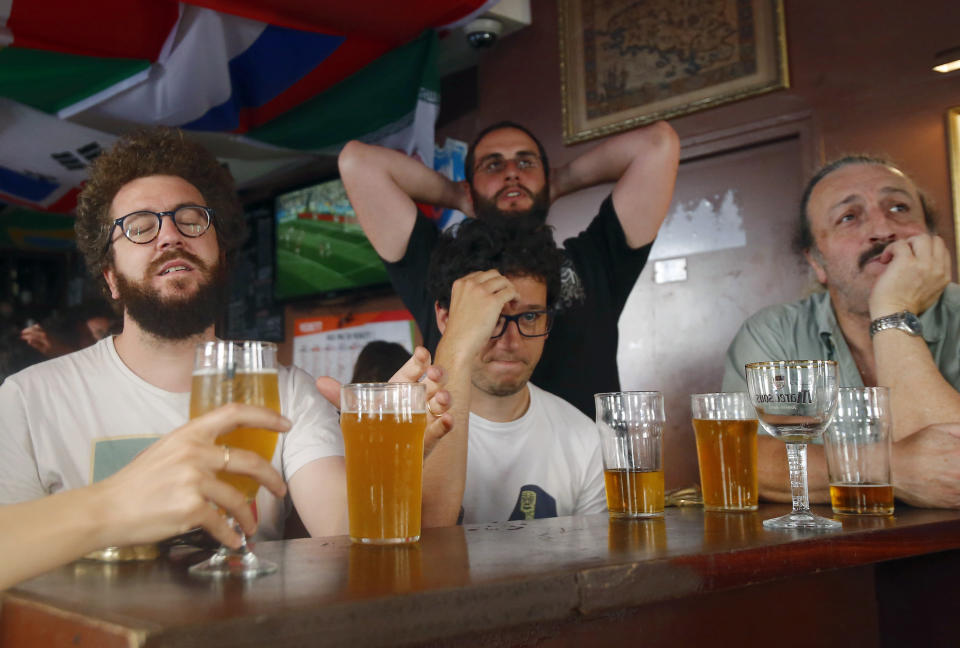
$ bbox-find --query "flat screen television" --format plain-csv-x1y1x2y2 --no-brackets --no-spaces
273,177,390,302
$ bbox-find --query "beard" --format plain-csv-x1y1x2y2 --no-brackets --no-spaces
473,184,551,225
113,250,229,341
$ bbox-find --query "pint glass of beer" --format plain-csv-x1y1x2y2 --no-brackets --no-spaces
594,391,665,518
189,340,281,578
691,392,759,511
823,387,894,516
341,382,427,544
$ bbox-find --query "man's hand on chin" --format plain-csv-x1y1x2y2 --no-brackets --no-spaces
869,233,950,318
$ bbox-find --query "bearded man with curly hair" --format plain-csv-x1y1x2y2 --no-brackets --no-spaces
0,128,364,542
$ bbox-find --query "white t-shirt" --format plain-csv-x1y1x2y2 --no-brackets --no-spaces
462,383,606,524
0,337,344,540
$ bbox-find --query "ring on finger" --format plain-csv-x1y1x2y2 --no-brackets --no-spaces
426,400,439,418
222,445,231,470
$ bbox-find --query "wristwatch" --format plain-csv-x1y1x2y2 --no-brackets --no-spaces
869,310,923,338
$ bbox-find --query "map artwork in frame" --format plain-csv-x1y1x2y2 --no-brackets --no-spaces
559,0,789,144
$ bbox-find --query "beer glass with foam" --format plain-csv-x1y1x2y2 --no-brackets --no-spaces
341,382,427,544
189,340,281,578
691,392,759,511
594,391,665,518
823,387,894,516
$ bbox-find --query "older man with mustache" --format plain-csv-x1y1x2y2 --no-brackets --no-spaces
722,156,960,508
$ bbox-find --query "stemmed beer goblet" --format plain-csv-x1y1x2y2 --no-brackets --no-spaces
745,360,841,530
188,340,282,578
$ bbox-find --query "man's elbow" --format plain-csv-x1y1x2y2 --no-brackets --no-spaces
338,140,369,178
642,121,680,161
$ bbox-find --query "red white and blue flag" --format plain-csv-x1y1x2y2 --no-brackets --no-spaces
0,0,494,213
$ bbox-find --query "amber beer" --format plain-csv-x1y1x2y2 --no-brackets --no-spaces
189,369,280,499
829,483,894,516
341,382,427,544
692,418,759,511
604,468,664,517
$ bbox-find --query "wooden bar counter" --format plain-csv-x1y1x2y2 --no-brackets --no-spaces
4,504,960,647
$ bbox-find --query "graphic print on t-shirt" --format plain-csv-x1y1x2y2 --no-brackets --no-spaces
91,436,160,483
508,484,558,521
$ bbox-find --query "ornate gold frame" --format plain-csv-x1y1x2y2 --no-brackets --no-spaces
948,107,960,270
558,0,790,145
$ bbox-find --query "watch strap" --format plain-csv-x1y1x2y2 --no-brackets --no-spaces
869,310,922,338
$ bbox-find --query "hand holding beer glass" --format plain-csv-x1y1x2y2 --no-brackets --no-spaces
189,341,281,578
595,391,665,518
691,392,759,512
341,382,427,544
746,360,840,530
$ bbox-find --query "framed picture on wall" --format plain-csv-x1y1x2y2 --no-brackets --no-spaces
949,107,960,269
558,0,790,144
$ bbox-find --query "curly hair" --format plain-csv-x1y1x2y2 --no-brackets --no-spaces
75,127,246,295
795,155,936,255
427,216,563,310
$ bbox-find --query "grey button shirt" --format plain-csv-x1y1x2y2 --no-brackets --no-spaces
722,283,960,393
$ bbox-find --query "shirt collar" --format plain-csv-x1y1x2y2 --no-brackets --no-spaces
815,286,949,345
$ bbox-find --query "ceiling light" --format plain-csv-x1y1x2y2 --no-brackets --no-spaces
933,47,960,73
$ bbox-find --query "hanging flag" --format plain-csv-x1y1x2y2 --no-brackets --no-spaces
0,0,492,213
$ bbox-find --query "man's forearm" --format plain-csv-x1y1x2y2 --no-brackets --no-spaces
420,339,470,527
551,121,675,198
757,435,830,504
873,331,960,441
339,140,468,262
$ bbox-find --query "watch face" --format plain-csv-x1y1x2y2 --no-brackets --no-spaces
903,312,922,334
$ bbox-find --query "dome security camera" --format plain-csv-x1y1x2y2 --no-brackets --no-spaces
465,17,503,49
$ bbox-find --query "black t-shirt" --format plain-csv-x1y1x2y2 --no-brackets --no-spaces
383,195,652,419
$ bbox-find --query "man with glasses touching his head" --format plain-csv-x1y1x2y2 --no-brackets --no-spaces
339,120,679,419
0,127,450,544
420,218,605,525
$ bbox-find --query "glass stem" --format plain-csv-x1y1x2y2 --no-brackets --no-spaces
226,516,251,555
785,443,810,514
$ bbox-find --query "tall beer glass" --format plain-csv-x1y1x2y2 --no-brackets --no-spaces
189,340,281,578
341,382,426,544
595,391,665,518
691,392,759,511
824,387,894,516
746,360,840,530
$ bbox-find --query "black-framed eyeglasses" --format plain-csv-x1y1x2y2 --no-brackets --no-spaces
104,205,214,251
490,310,553,339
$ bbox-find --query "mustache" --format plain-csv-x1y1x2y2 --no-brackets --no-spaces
146,249,209,276
857,242,890,270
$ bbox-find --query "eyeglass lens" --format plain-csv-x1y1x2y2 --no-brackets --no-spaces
492,311,550,338
122,207,209,243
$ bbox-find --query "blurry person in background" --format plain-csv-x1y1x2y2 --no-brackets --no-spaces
351,340,413,383
0,329,47,384
20,299,118,358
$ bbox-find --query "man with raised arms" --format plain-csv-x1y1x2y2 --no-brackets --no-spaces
339,120,679,418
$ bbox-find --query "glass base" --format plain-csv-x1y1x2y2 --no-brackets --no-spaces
704,505,759,513
189,546,277,579
351,535,420,545
608,511,664,519
763,510,841,530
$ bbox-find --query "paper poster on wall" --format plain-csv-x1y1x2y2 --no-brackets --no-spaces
292,310,417,383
